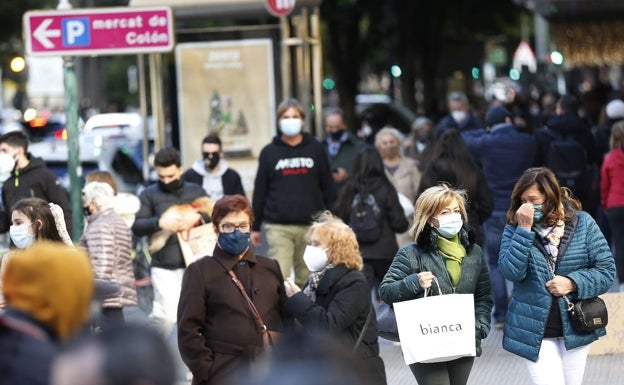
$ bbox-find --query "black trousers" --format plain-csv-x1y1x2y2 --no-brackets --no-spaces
408,356,475,385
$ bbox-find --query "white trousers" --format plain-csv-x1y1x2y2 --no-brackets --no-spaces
149,266,185,336
526,337,591,385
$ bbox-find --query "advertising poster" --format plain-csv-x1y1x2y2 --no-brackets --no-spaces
176,39,276,195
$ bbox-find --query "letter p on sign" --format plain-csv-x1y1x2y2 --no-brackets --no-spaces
264,0,295,17
63,18,90,46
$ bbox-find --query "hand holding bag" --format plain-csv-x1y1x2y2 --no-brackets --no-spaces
545,254,608,332
376,244,423,342
565,296,608,332
393,276,476,365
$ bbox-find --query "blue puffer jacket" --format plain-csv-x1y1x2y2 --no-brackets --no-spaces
498,211,615,362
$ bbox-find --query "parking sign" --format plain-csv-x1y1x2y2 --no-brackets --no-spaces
24,7,174,57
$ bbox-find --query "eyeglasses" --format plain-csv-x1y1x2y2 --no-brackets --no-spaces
220,222,251,234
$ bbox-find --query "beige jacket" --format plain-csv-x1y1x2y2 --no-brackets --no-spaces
385,156,421,247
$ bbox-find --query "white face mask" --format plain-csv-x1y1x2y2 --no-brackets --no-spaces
451,110,467,123
303,245,329,272
434,213,463,238
0,152,16,182
279,118,303,137
10,223,35,249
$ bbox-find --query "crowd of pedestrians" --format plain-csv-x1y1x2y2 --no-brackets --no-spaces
0,89,621,385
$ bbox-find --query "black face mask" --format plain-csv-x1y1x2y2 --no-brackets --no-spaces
330,129,345,141
158,178,183,193
203,152,220,170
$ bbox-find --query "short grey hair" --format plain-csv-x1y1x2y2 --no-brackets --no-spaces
374,126,404,148
412,117,433,133
324,106,345,120
448,91,468,104
83,181,115,210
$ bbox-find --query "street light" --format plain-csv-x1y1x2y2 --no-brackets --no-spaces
10,56,26,73
550,50,564,65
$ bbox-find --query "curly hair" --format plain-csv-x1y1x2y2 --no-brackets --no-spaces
306,211,363,271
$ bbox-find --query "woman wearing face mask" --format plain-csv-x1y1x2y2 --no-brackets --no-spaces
283,211,387,385
177,194,292,385
375,127,421,247
80,182,137,327
0,197,73,307
379,184,493,385
251,99,336,288
499,167,614,385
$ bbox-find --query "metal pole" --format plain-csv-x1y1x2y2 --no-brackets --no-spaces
310,7,323,137
58,0,83,240
137,54,150,183
280,16,292,100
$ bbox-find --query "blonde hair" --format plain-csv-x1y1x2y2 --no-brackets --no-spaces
306,211,363,271
410,184,468,240
610,120,624,150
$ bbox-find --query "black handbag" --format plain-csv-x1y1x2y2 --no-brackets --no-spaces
376,244,423,342
376,301,399,342
566,296,608,332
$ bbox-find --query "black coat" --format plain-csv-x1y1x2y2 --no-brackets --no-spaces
0,308,58,385
183,167,245,198
285,264,387,385
131,181,209,269
336,178,408,261
0,154,72,233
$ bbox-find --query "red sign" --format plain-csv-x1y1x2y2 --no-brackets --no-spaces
24,7,174,57
264,0,296,17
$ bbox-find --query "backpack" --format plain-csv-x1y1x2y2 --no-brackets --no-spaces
350,192,382,243
545,129,588,193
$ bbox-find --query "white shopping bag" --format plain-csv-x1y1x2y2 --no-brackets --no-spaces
393,293,476,365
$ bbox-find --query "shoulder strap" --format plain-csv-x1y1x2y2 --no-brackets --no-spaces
353,307,373,353
213,258,268,334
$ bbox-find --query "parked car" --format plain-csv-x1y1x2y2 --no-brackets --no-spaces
25,112,150,193
355,94,417,136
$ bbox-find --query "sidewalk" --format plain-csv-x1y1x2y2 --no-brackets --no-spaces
380,325,624,385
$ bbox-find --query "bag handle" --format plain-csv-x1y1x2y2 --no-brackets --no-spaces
353,307,373,353
179,217,208,242
411,243,440,296
424,276,441,298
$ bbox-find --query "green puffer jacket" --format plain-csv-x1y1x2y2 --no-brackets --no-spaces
379,227,493,356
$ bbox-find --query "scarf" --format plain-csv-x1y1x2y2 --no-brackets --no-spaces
303,263,335,302
533,220,565,261
436,234,466,286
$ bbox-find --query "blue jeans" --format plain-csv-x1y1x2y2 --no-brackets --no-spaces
483,213,508,322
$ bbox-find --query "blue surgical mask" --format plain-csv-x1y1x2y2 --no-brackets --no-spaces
434,213,463,239
279,118,303,137
218,230,250,256
10,223,35,249
533,204,544,223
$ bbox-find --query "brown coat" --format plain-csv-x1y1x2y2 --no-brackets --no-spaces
79,208,136,308
177,246,291,385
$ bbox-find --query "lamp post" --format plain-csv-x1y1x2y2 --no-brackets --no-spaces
58,0,83,241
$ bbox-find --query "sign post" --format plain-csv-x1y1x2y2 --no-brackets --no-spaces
24,5,173,239
24,7,174,57
264,0,296,17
